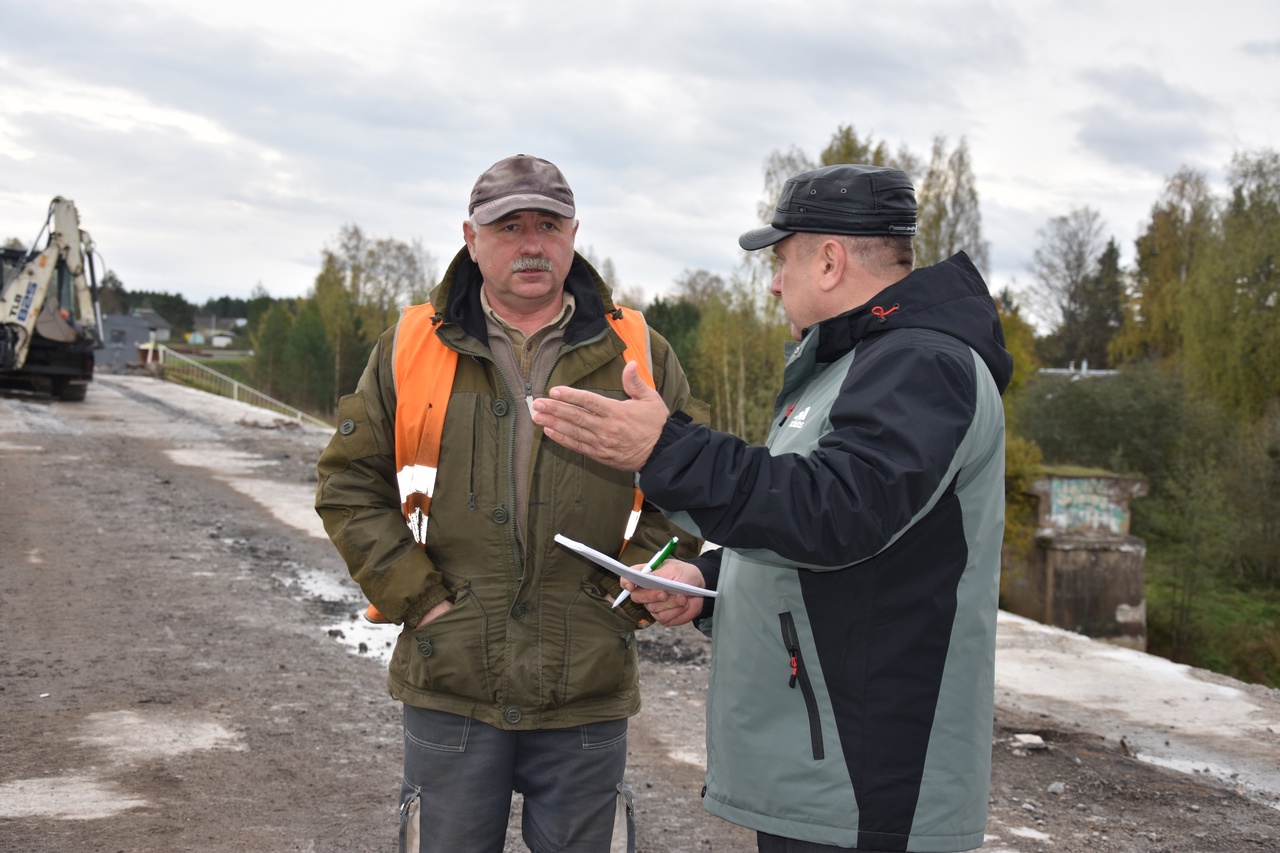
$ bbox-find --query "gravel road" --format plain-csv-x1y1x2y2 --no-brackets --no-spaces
2,374,1277,852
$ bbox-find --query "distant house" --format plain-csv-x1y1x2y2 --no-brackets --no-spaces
100,314,156,370
194,315,243,333
194,315,247,349
132,308,173,342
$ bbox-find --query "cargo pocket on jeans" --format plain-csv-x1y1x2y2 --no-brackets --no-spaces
398,787,421,853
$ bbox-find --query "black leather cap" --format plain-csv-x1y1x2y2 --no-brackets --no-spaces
740,163,918,251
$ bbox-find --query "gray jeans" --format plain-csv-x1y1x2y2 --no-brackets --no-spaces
399,706,630,853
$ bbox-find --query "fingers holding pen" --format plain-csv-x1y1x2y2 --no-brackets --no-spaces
624,561,705,628
648,594,701,627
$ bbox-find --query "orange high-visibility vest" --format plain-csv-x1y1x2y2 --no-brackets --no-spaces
364,300,656,624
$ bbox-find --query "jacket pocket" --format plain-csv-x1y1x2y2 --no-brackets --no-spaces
778,610,825,761
400,585,494,703
554,583,638,707
331,391,382,460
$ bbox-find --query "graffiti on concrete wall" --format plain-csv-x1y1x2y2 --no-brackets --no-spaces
1048,478,1128,534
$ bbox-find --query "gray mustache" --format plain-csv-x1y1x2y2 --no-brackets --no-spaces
511,256,553,273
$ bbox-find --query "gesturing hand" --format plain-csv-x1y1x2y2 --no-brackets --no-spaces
532,361,669,472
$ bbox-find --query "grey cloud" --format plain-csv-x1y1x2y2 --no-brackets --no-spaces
537,1,1024,115
1242,39,1280,57
1,0,1022,201
544,0,1027,210
1076,104,1213,176
1080,66,1213,113
6,0,1163,306
1073,66,1219,175
689,3,1022,105
1,2,475,176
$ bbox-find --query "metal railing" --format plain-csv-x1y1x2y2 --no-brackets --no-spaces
151,345,333,430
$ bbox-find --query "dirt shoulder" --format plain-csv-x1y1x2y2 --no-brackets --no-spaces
1,378,1277,852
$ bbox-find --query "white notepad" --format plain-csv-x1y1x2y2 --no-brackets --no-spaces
553,534,717,598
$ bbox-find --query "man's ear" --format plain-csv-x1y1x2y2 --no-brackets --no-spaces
817,238,845,293
463,221,478,261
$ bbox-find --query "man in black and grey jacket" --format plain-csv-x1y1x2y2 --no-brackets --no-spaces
533,163,1013,853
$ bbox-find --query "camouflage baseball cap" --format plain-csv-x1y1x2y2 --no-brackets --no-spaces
468,155,576,225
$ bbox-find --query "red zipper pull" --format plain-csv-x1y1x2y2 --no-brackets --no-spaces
871,303,900,322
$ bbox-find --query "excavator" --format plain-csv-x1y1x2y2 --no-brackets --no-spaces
0,196,103,401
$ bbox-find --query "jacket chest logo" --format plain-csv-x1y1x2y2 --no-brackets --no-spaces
786,406,810,430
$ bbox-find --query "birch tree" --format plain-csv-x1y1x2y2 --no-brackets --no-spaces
915,136,990,274
1025,207,1113,366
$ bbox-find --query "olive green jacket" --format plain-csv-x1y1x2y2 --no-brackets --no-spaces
315,248,701,729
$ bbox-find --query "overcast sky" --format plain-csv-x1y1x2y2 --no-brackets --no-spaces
2,0,1277,312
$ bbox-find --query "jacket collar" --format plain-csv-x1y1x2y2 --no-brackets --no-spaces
806,252,1013,393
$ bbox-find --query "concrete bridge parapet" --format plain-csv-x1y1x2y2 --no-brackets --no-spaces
1003,470,1150,650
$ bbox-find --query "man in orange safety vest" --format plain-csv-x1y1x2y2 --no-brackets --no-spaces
316,154,702,853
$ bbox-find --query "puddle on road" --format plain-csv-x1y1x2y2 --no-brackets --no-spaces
274,563,356,601
274,564,397,665
324,617,399,666
165,447,393,663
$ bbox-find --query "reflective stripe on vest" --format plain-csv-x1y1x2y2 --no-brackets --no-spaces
392,301,655,550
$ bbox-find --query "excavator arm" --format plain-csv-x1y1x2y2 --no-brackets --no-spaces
0,197,102,397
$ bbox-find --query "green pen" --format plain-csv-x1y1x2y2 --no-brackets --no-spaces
613,536,679,609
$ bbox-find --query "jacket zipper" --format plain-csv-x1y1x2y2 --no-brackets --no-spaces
499,321,615,578
504,323,624,581
779,611,825,761
468,396,479,511
452,321,617,583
